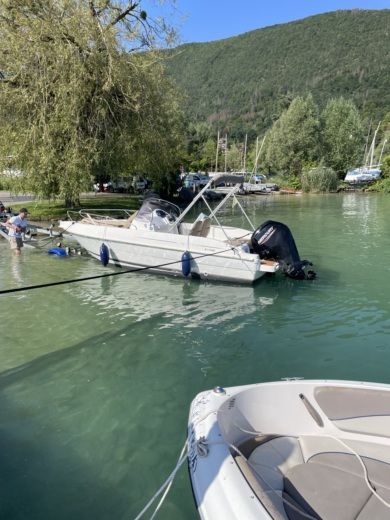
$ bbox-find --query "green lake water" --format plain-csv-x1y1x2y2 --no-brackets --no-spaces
0,192,390,519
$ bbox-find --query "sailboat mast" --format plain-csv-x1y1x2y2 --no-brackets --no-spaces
253,136,266,174
363,119,372,167
378,139,387,167
254,137,259,174
215,130,220,173
243,134,248,172
369,122,381,169
224,134,228,173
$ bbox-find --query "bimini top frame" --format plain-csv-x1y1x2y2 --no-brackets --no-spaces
172,174,255,234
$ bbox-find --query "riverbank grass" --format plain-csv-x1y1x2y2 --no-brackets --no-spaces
9,194,142,221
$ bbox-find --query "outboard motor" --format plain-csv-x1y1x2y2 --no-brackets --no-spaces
251,220,316,280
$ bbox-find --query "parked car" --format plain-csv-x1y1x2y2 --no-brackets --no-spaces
131,176,147,193
253,174,267,183
93,181,113,192
183,173,210,189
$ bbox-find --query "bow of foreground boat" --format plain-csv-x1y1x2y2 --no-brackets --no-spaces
188,379,390,519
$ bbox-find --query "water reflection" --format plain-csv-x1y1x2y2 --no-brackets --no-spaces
71,269,279,332
10,256,23,285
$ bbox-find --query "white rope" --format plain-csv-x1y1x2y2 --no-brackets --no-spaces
329,435,390,509
149,442,188,520
132,440,188,520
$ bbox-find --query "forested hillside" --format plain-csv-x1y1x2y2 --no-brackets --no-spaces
165,9,390,138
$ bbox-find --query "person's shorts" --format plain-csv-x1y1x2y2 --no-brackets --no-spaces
9,236,23,250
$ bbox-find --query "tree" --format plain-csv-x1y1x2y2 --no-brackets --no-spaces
263,95,320,176
321,97,364,174
225,143,243,171
381,155,390,179
199,138,216,171
0,0,183,205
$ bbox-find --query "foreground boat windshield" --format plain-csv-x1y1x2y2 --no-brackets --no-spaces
135,198,181,224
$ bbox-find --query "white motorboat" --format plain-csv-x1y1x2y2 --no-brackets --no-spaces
188,379,390,519
59,175,314,283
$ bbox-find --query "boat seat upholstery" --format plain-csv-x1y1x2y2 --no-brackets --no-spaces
235,436,390,520
125,211,138,228
189,218,211,237
81,217,125,227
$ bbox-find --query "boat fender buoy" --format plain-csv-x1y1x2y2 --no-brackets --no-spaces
100,243,109,266
181,251,191,277
48,247,67,257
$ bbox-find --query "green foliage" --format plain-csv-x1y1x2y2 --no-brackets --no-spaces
225,143,243,171
263,95,320,176
322,98,364,173
0,0,183,206
165,10,390,137
301,166,339,193
381,155,390,178
199,138,217,170
366,178,390,192
283,175,302,190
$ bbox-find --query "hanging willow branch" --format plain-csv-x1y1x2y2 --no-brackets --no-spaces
0,0,183,206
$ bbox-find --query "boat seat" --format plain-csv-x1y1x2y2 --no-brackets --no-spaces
125,211,138,228
236,436,390,520
80,217,125,227
189,218,211,237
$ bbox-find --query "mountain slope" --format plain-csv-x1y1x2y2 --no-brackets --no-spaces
164,10,390,135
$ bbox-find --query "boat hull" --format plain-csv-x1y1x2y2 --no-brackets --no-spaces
59,221,276,284
188,379,390,519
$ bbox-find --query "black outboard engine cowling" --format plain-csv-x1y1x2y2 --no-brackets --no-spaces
251,220,316,280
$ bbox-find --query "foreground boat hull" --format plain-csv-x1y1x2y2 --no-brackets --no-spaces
60,221,277,284
188,379,390,519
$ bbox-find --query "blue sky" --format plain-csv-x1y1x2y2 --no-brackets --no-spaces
148,0,390,43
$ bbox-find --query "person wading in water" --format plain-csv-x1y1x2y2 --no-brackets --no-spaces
5,208,29,256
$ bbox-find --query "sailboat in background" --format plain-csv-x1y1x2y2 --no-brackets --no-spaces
211,133,279,194
345,122,387,183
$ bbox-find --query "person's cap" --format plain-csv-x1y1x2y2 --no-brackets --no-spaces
19,208,29,214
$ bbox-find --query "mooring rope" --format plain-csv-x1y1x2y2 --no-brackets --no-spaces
132,440,188,520
0,245,242,295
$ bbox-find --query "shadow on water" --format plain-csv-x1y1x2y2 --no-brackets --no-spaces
0,318,199,520
0,328,136,520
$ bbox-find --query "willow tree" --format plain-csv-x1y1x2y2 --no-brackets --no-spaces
0,0,183,205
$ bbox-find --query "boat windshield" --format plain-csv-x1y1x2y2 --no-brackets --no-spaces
135,198,181,224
